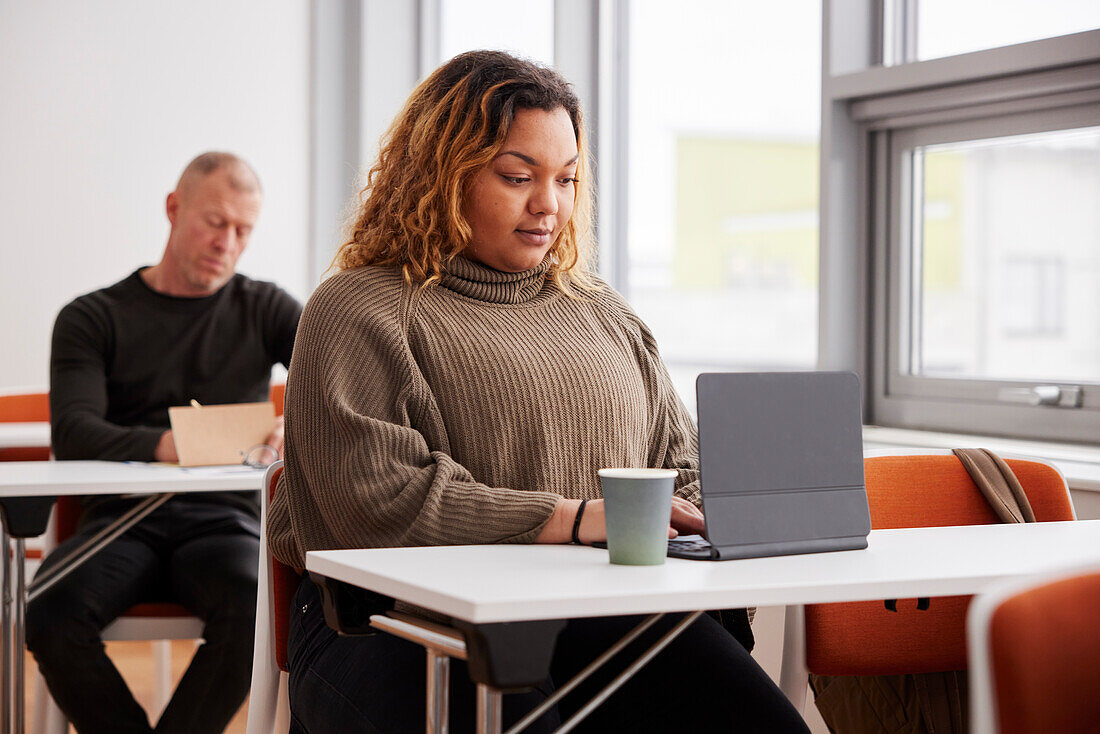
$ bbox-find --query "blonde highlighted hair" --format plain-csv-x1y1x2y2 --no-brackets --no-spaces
334,50,595,293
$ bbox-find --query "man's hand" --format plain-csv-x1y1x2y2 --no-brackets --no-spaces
265,415,285,459
153,430,179,463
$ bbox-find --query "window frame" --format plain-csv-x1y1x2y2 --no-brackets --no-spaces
820,2,1100,443
874,106,1100,442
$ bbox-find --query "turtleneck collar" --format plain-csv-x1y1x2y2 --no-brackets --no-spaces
440,255,553,304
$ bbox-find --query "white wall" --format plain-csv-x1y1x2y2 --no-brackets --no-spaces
0,0,311,388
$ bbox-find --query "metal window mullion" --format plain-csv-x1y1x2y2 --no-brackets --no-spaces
852,63,1100,127
889,134,913,380
596,0,629,295
902,0,919,65
909,147,924,376
881,0,919,66
870,129,892,408
829,28,1100,102
418,0,441,79
866,87,1100,132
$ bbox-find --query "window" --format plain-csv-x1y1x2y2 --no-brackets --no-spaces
439,0,554,66
906,127,1100,382
909,0,1100,63
822,5,1100,442
623,0,821,410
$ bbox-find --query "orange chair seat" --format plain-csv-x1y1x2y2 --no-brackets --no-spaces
805,454,1074,675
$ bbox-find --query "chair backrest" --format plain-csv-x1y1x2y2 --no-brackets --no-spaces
0,391,50,461
54,496,84,543
263,462,300,671
968,567,1100,734
270,382,286,417
804,451,1074,675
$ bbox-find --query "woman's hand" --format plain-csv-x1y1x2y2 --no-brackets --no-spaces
536,496,705,544
670,496,706,537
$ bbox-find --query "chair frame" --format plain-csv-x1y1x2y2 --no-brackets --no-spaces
246,461,292,734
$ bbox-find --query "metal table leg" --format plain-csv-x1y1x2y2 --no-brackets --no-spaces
426,650,450,734
476,685,503,734
1,491,174,734
2,526,11,734
553,611,704,734
503,613,665,734
12,540,25,734
27,492,174,603
368,606,707,734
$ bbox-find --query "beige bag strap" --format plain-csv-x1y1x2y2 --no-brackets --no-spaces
951,448,1036,524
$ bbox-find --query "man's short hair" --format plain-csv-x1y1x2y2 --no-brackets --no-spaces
177,152,262,195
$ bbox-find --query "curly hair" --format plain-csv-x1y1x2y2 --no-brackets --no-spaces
334,50,595,293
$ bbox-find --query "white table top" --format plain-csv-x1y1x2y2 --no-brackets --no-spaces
307,519,1100,624
0,422,50,449
0,460,265,497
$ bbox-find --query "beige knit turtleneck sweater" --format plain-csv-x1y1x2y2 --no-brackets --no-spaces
268,255,701,571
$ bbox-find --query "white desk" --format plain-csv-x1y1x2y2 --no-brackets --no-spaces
0,460,264,498
0,460,265,734
0,423,50,451
307,520,1100,730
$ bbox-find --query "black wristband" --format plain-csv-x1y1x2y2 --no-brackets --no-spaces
571,499,589,544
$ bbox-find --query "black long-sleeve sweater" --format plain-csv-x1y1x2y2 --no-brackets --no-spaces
50,268,301,514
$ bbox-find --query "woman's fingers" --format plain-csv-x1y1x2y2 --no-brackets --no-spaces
672,496,704,520
670,496,706,534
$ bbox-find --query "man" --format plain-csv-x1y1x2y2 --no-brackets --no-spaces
28,152,302,734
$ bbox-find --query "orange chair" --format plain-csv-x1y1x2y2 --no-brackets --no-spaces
781,450,1075,713
968,566,1100,734
246,460,298,734
0,391,50,462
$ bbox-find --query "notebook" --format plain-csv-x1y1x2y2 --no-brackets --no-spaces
167,401,276,467
667,371,870,561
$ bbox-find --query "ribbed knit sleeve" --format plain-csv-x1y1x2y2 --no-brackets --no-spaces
267,267,560,570
593,286,703,508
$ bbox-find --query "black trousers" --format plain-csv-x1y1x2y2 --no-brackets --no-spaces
26,496,260,734
288,578,809,734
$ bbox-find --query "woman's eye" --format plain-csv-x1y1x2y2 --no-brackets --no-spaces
558,177,580,185
502,176,530,184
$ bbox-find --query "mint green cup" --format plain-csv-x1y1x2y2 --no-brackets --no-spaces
598,468,677,565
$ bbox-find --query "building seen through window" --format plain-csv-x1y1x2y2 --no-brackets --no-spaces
915,127,1100,384
627,0,821,411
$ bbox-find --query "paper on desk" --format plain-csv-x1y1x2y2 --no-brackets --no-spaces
168,401,275,467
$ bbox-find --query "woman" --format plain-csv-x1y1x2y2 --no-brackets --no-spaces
268,50,809,733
